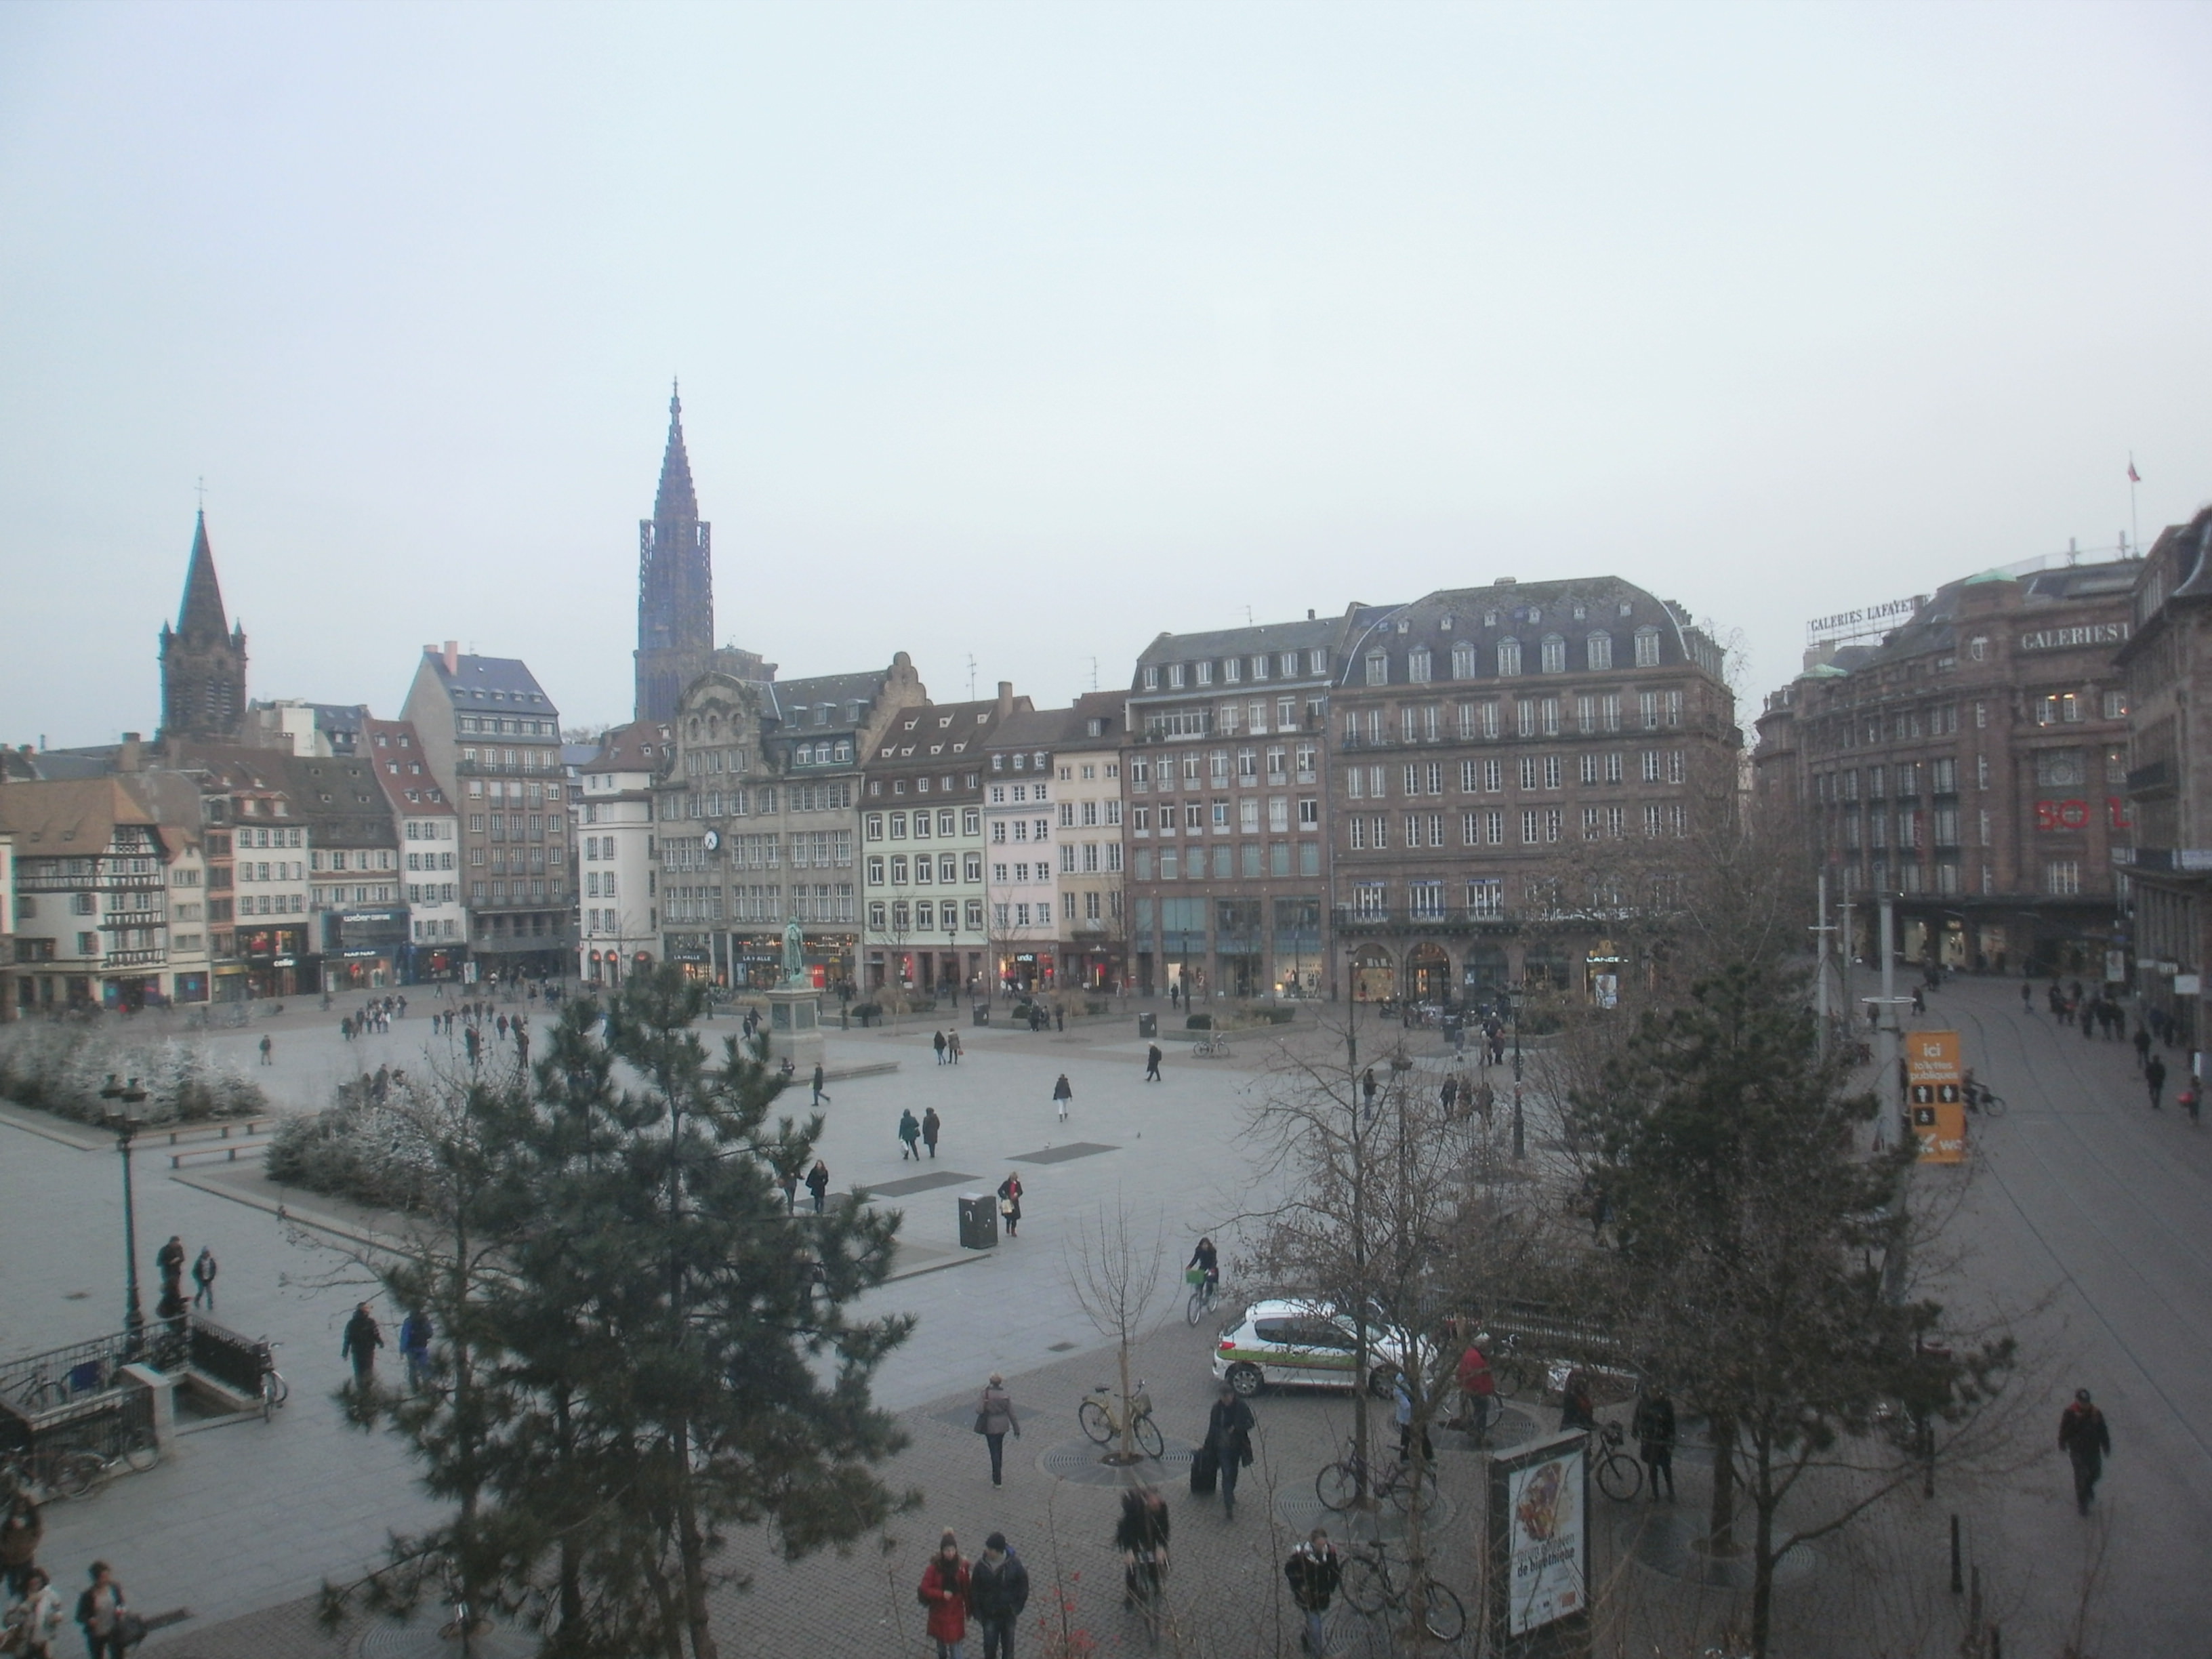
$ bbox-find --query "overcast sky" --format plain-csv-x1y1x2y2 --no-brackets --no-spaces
3,2,2207,747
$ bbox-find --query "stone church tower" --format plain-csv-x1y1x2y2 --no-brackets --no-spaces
159,510,248,742
634,385,716,723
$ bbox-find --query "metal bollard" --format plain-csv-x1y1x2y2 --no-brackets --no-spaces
1950,1513,1962,1595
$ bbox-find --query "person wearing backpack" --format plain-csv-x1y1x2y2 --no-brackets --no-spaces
969,1532,1030,1659
976,1373,1021,1486
918,1531,972,1659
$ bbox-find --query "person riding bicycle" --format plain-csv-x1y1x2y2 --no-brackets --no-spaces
1187,1237,1219,1298
1115,1486,1171,1610
1961,1068,1985,1113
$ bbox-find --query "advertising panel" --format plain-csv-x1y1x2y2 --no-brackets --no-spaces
1488,1431,1590,1645
1906,1029,1965,1164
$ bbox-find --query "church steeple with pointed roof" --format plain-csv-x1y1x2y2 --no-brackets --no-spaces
160,510,249,741
634,382,716,723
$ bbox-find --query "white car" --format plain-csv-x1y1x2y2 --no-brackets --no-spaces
1211,1298,1412,1398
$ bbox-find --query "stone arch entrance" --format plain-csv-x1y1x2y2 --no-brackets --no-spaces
1350,944,1396,1002
1406,943,1452,1003
1462,943,1509,998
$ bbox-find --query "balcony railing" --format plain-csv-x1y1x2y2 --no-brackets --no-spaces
1332,905,1514,931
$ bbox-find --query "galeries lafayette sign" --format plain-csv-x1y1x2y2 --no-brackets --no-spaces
2018,623,2129,652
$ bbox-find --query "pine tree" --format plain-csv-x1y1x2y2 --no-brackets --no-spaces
331,970,917,1658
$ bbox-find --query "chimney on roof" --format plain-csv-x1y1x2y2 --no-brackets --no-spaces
443,640,459,675
1307,609,1315,620
118,733,142,773
997,680,1014,719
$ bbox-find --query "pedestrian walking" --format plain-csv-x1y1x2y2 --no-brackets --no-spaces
342,1302,384,1393
1633,1383,1677,1500
1206,1382,1256,1520
922,1106,943,1159
934,1030,947,1065
918,1531,972,1659
1143,1044,1162,1082
2182,1078,2203,1125
1393,1381,1433,1465
1051,1073,1072,1123
2020,981,2032,1012
975,1373,1021,1486
258,1033,273,1065
1439,1074,1458,1116
949,1031,963,1065
899,1109,923,1161
812,1062,830,1108
73,1561,129,1659
5,1563,65,1657
1454,1335,1496,1438
1,1487,42,1599
1558,1369,1597,1435
1284,1529,1343,1655
996,1173,1023,1237
970,1532,1030,1659
399,1309,433,1393
1053,1006,1063,1032
1115,1488,1171,1613
2057,1388,2112,1515
155,1235,185,1300
2135,1025,2152,1069
1360,1067,1378,1118
779,1166,800,1214
806,1159,830,1214
2146,1053,2167,1110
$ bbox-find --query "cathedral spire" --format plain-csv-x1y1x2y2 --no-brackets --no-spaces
176,509,232,640
653,378,698,523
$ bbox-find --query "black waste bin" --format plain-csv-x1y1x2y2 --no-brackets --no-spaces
973,1003,991,1026
958,1193,999,1250
1138,1012,1158,1038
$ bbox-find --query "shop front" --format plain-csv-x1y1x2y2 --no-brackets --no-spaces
239,926,304,998
329,910,409,990
665,933,712,980
171,972,209,1005
1349,943,1395,1002
1404,943,1452,1003
100,975,165,1012
1584,940,1624,1008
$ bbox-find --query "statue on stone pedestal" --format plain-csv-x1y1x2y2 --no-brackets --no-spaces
782,919,807,987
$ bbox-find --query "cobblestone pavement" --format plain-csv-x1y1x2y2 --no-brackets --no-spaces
18,977,2211,1655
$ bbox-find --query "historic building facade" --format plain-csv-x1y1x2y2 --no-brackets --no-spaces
401,645,573,981
861,689,1024,998
1757,558,2137,975
1122,613,1359,1001
159,512,248,745
576,719,665,988
1329,578,1737,1005
1048,691,1130,991
363,718,465,981
654,657,920,990
2116,507,2212,1042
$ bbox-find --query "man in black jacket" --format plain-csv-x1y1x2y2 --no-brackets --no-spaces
970,1532,1030,1659
1207,1384,1256,1520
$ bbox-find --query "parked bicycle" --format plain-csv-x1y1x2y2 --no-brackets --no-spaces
1592,1420,1642,1501
1340,1539,1465,1641
255,1339,289,1422
1315,1436,1437,1515
0,1443,103,1501
1080,1380,1163,1459
1191,1031,1233,1058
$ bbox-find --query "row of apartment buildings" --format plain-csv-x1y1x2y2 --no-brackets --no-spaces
565,573,1739,1010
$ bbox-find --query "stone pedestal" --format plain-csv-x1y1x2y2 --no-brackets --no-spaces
766,983,825,1077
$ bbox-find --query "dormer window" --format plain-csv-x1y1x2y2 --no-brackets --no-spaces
1195,661,1214,686
1635,626,1662,668
1451,640,1477,678
1224,657,1242,683
1497,638,1522,676
1364,651,1389,687
1540,634,1565,674
1586,632,1614,671
1168,663,1187,689
1251,655,1269,681
1408,647,1432,683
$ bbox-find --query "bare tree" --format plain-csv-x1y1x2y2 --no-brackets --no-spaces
1063,1200,1169,1465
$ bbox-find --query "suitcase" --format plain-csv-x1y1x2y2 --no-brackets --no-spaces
1189,1441,1218,1496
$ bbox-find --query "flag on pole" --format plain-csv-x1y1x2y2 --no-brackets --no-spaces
2128,459,2142,484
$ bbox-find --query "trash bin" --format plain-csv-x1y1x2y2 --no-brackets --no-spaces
973,1003,991,1026
1138,1012,1158,1038
958,1192,999,1250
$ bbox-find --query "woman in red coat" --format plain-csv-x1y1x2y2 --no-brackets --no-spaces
920,1529,972,1659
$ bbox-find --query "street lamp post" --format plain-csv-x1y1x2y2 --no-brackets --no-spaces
97,1073,150,1357
1509,987,1525,1161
